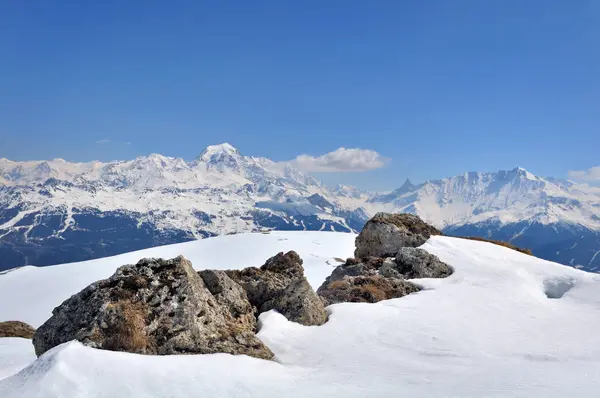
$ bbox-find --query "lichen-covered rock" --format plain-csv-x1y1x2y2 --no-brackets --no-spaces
318,275,420,305
32,256,273,359
383,247,453,279
0,321,36,339
354,213,442,259
316,257,383,293
227,251,327,326
378,258,402,279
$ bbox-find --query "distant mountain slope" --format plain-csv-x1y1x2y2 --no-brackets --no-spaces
0,144,367,270
366,168,600,271
1,145,599,271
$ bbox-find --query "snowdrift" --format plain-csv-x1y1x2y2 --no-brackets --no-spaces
2,232,600,397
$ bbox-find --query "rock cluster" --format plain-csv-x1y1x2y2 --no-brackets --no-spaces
33,252,325,359
318,213,452,305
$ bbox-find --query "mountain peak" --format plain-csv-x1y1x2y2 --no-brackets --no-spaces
508,166,537,180
400,178,414,188
199,143,239,161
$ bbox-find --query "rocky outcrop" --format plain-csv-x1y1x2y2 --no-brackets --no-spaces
318,275,420,305
354,213,442,259
227,251,328,326
316,256,421,305
33,256,273,359
380,248,452,279
0,321,36,339
318,214,452,305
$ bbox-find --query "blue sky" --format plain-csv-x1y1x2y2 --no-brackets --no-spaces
1,0,598,190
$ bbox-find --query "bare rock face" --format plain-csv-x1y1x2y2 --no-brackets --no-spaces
32,256,273,359
318,275,420,305
354,213,442,259
0,321,36,339
227,251,328,326
381,247,453,279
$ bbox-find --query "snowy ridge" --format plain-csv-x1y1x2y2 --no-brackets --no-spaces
367,167,600,229
2,232,600,397
1,146,599,270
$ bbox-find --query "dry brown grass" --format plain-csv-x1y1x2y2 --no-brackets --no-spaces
103,300,149,354
459,236,532,255
371,213,442,236
327,280,348,290
354,283,387,302
321,276,419,304
0,321,36,339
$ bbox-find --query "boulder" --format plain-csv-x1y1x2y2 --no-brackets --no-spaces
0,321,36,339
32,256,273,359
354,213,442,259
382,247,453,279
318,275,420,305
227,251,327,326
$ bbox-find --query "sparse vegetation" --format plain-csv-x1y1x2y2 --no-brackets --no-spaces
102,300,149,353
459,236,532,255
0,320,36,339
319,275,420,305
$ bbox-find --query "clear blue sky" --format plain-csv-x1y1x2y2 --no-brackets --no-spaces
1,0,598,190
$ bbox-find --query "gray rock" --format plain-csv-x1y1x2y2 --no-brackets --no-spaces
227,251,327,326
199,269,254,320
33,256,273,359
391,247,453,279
354,213,442,259
318,275,420,305
378,258,402,279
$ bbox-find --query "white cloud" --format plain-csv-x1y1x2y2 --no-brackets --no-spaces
287,147,389,173
96,139,132,146
568,166,600,182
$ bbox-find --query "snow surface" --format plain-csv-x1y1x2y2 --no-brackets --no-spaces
0,231,354,328
2,232,600,397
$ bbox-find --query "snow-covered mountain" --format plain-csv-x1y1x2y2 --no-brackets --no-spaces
366,168,600,271
1,144,599,271
2,232,600,396
0,144,367,270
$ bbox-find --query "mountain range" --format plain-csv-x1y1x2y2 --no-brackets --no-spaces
1,143,599,271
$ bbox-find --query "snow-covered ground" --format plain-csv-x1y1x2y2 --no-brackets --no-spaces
1,231,600,397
